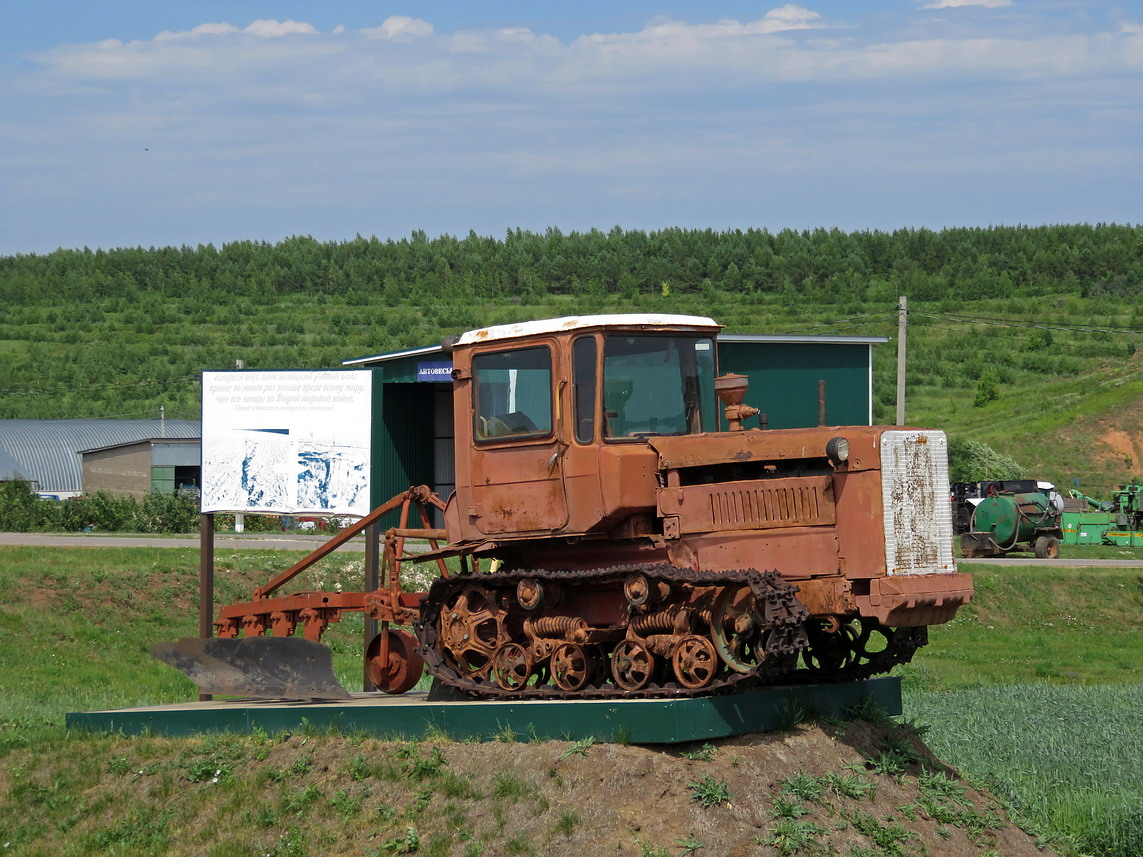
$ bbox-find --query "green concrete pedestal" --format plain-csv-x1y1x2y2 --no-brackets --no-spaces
67,677,900,744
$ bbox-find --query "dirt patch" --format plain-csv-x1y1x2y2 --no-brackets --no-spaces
1097,425,1142,470
440,724,1057,857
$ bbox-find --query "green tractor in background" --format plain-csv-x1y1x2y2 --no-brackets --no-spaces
1063,482,1143,547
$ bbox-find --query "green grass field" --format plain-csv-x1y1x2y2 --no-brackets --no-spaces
0,546,375,731
1,547,1141,856
903,562,1143,688
906,684,1143,857
899,563,1143,857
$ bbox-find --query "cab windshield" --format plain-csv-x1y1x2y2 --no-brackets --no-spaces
602,335,717,439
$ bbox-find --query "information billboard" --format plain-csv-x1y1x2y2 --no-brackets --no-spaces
200,370,372,516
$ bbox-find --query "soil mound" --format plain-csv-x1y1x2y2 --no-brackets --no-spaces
4,717,1058,856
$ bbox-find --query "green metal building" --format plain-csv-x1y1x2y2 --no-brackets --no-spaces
346,334,887,517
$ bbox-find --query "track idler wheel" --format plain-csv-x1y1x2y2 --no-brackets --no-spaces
801,619,858,676
366,629,425,694
439,584,508,678
492,643,533,691
611,640,655,691
550,642,594,692
672,635,718,689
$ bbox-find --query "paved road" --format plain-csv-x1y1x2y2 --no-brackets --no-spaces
959,556,1143,567
2,532,1142,566
0,532,362,552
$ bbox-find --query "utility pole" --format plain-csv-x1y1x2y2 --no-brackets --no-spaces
896,296,907,426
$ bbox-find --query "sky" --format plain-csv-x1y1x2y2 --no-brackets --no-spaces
1,1,1140,255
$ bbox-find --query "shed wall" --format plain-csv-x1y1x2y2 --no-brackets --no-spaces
83,445,153,499
717,342,871,429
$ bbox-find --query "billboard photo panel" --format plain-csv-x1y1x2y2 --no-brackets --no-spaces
201,371,373,516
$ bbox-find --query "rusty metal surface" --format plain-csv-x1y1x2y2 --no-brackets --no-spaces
853,572,974,626
416,564,806,699
649,427,883,472
151,637,352,700
658,475,836,535
413,562,922,700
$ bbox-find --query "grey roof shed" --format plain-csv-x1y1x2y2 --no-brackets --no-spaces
0,419,201,494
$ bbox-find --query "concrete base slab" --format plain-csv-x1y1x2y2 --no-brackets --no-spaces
67,677,900,744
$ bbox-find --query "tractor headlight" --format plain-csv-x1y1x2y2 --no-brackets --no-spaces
826,436,850,467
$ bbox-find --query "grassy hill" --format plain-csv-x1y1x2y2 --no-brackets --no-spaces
1,545,1140,856
2,226,1142,497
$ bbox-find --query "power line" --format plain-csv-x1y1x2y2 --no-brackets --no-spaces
912,311,1138,336
783,315,896,337
83,407,197,420
782,312,894,334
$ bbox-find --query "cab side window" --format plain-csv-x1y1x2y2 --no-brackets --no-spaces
572,336,597,443
472,346,553,441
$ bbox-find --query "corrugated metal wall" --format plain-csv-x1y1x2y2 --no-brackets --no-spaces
0,419,201,493
717,342,871,429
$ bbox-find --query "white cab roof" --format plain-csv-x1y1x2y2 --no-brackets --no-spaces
456,314,719,346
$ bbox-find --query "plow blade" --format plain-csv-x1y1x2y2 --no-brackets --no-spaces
152,637,353,700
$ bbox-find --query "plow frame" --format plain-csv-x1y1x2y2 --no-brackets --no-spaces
203,486,455,693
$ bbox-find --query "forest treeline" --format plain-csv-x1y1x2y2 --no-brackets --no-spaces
3,223,1141,306
2,222,1143,495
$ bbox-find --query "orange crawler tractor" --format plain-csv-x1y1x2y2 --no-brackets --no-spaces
158,314,973,699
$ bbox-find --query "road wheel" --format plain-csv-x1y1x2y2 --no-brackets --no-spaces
1034,535,1060,559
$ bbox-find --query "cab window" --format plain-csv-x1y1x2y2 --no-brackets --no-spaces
602,335,716,439
472,346,553,441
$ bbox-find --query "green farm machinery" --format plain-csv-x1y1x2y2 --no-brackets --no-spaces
960,489,1064,559
1062,482,1143,546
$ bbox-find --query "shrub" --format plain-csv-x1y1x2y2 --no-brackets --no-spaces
946,437,1024,482
0,480,199,533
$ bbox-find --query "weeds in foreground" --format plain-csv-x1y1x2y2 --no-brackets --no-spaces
688,774,732,807
558,737,595,760
676,831,705,855
554,811,579,838
679,743,716,762
632,835,669,857
763,819,828,856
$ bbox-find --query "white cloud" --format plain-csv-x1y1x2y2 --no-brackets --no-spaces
586,6,828,46
28,8,1143,94
762,5,827,29
154,23,239,41
4,5,1141,253
361,16,434,41
243,19,319,38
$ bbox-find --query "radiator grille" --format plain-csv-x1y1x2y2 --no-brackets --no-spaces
880,430,956,574
709,483,825,528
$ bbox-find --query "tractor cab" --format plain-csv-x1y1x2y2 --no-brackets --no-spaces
445,314,723,544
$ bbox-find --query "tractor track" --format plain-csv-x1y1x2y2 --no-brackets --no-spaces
414,562,925,701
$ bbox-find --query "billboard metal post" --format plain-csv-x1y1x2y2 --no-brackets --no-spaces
198,512,214,702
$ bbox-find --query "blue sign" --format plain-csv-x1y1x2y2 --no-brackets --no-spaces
417,360,453,382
